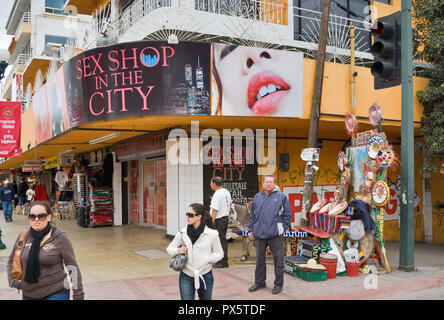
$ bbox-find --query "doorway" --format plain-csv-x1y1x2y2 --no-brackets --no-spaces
141,158,167,227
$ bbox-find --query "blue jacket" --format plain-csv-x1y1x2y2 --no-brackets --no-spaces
248,186,292,239
0,185,15,202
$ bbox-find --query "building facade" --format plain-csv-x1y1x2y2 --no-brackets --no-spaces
1,0,442,244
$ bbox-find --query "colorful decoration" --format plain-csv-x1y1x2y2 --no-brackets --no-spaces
319,202,337,215
337,152,346,172
366,135,386,159
376,145,395,168
340,168,351,188
345,113,358,137
328,202,348,217
372,180,390,207
310,199,327,214
334,185,345,201
368,103,382,128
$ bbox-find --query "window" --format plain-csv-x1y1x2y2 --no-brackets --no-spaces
294,0,371,52
373,0,390,4
45,35,71,46
45,0,69,15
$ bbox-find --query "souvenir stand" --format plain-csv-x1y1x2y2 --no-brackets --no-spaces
286,104,396,281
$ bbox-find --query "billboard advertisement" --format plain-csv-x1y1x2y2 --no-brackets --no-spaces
211,43,303,117
32,41,304,145
0,101,21,158
63,40,211,128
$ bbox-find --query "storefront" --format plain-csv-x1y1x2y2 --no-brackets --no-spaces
115,131,167,227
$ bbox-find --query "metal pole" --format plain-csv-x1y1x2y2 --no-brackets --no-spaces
399,0,415,271
301,0,331,224
350,25,356,113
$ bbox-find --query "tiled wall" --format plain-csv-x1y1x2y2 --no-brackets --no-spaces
166,138,203,236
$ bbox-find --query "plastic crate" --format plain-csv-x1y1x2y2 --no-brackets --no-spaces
284,256,308,277
296,268,328,282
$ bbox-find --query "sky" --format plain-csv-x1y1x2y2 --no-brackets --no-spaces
0,0,17,92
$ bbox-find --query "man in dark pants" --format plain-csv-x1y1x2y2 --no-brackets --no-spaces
248,175,291,294
210,176,232,268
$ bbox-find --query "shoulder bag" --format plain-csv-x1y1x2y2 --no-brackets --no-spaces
11,230,28,280
169,235,187,272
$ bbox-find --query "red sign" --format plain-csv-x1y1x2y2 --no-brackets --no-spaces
0,101,21,158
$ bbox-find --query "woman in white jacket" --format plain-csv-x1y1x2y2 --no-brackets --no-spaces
167,203,224,300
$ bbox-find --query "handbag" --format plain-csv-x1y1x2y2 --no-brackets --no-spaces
11,230,28,280
169,236,187,272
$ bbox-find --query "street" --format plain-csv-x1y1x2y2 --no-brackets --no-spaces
0,213,443,301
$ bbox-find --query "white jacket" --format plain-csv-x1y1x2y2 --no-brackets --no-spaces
167,226,223,290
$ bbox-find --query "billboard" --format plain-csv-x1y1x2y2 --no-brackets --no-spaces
211,43,303,117
0,101,21,158
63,40,211,128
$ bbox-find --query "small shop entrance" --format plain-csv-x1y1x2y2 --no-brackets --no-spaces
128,158,166,227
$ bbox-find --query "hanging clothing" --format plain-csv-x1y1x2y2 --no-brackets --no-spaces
55,171,68,188
34,184,47,201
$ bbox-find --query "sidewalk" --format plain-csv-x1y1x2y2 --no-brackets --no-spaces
0,213,443,300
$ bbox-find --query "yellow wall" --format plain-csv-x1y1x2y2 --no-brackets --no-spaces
302,59,429,122
21,105,36,152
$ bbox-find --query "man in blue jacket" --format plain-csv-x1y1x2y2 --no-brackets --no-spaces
0,179,15,222
248,174,292,295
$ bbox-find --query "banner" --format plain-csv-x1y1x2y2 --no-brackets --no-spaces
0,101,21,158
63,40,211,127
211,43,303,117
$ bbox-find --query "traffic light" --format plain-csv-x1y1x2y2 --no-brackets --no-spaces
370,11,401,90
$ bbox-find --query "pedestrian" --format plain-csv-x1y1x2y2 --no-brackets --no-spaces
166,203,223,300
0,179,15,222
209,176,232,268
248,174,292,295
12,180,18,209
17,177,29,214
7,201,84,300
26,185,35,204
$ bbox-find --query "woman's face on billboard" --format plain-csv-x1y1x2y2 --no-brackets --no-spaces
213,44,301,116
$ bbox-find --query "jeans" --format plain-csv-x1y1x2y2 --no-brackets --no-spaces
179,270,213,300
18,196,26,207
2,201,12,221
23,288,70,300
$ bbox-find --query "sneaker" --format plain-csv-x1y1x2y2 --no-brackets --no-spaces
272,286,282,294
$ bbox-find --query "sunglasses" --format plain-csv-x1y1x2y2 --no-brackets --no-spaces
186,212,199,218
29,213,48,221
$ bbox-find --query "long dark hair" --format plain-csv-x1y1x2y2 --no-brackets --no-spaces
189,203,215,229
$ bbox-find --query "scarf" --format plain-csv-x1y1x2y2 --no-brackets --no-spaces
187,222,205,245
24,222,52,284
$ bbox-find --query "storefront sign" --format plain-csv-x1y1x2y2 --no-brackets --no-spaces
203,139,258,208
116,132,167,161
44,156,61,169
0,101,21,158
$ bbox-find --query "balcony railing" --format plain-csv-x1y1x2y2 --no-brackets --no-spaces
114,0,287,37
194,0,287,25
15,12,31,38
16,53,31,67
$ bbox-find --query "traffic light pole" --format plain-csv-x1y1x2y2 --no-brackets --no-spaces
301,0,331,225
399,0,415,271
